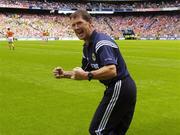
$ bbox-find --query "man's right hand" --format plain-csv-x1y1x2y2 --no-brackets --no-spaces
53,67,64,78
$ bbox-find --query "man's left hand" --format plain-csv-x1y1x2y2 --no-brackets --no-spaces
71,67,88,80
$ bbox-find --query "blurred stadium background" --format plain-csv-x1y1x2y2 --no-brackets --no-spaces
0,0,179,40
0,0,180,135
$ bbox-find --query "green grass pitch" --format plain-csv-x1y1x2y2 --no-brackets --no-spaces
0,40,180,135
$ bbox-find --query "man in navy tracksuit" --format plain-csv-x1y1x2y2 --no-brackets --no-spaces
53,10,136,135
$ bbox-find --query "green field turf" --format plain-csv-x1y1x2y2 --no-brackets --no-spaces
0,40,180,135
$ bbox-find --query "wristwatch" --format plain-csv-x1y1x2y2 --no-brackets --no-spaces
88,72,94,81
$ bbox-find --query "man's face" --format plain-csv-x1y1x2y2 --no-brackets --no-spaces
71,16,93,41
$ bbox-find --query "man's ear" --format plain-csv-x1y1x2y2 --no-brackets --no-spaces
89,20,93,27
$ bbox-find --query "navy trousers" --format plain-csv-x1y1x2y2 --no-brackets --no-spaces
89,76,136,135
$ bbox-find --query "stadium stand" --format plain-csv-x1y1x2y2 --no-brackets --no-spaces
0,0,179,10
0,0,179,40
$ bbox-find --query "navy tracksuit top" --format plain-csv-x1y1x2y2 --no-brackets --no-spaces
82,30,129,86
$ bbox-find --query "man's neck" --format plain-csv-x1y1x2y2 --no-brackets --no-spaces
85,29,95,45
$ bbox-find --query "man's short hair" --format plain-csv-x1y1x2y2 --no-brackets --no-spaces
70,10,92,22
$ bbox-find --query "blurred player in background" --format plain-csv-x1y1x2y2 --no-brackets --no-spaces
42,30,49,42
6,28,15,50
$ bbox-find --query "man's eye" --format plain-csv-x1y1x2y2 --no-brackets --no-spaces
77,22,82,25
